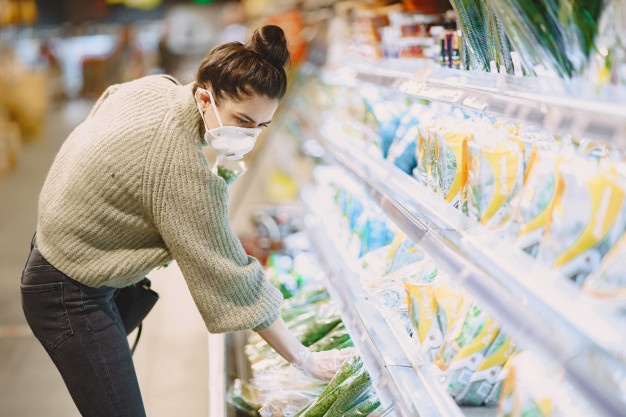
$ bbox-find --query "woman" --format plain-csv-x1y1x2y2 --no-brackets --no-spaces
21,25,352,417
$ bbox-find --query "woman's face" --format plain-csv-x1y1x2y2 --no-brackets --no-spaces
198,89,279,131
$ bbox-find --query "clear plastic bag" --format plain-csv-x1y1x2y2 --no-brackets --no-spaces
536,155,626,284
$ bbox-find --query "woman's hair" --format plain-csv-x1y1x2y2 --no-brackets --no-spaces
195,25,290,102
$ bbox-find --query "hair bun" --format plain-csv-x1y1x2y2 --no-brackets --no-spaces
248,25,290,68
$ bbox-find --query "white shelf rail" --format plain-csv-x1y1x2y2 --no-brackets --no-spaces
312,121,626,417
313,60,626,148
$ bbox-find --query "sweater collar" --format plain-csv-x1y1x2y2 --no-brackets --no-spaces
171,81,206,145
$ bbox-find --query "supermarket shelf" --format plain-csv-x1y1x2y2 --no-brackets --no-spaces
314,59,626,147
303,188,473,417
313,121,626,417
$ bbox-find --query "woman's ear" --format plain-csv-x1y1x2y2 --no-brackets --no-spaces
196,89,211,110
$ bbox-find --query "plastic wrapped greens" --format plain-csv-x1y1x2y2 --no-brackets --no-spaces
449,0,491,72
464,131,524,228
503,143,560,256
436,305,501,400
449,0,514,73
537,156,626,284
583,232,626,302
434,130,472,208
296,354,364,417
456,332,517,405
487,0,611,77
415,124,439,188
497,351,594,417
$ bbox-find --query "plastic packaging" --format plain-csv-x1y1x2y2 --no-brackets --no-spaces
457,332,516,405
537,156,626,284
433,129,472,208
464,129,524,227
582,232,626,301
503,142,560,256
487,0,610,78
214,154,247,185
497,351,593,417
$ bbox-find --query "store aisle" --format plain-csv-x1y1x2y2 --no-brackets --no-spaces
0,99,209,416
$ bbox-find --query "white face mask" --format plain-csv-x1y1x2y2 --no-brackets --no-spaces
195,88,262,161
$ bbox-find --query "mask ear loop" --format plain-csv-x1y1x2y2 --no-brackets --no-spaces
206,90,224,128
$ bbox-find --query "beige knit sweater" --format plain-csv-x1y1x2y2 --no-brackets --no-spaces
36,74,283,333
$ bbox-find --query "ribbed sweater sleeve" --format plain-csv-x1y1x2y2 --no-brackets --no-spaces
148,119,283,334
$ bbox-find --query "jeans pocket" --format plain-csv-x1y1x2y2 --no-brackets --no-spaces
21,282,74,349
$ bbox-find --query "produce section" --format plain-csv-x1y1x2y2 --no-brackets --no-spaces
210,1,626,417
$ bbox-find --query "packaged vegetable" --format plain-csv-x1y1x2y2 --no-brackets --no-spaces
487,0,609,78
503,143,560,256
457,332,516,405
309,324,352,352
254,366,328,417
582,232,626,301
298,314,343,347
497,351,593,417
341,387,381,417
433,278,468,341
434,129,472,208
483,351,519,407
464,132,524,227
325,366,373,417
227,378,260,416
434,303,492,371
439,313,500,400
383,231,425,276
386,110,419,175
418,124,441,191
296,354,363,417
537,156,626,284
407,281,442,361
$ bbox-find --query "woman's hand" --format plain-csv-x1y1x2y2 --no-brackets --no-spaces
292,347,356,381
257,317,356,381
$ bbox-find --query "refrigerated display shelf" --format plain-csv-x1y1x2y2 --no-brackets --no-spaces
312,59,626,148
303,188,495,417
309,119,626,417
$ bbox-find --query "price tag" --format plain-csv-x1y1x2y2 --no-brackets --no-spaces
398,80,423,95
462,95,489,111
418,84,463,103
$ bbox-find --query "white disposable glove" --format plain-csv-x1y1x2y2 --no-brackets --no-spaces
257,317,356,381
292,347,356,381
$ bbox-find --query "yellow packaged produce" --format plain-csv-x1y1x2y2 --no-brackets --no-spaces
496,351,592,417
416,124,440,191
435,302,481,370
582,232,626,300
434,130,472,208
504,143,560,257
439,314,500,399
456,332,516,405
538,157,626,284
433,279,467,339
405,259,441,359
464,135,524,228
483,350,520,407
406,282,442,361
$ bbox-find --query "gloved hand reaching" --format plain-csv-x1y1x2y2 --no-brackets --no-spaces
292,347,356,381
257,317,356,381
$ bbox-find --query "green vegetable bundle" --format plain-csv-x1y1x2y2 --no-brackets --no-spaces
487,0,610,77
449,0,513,73
296,354,381,417
449,0,491,72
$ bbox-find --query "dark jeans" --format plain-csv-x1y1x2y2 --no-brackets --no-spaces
20,240,146,417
